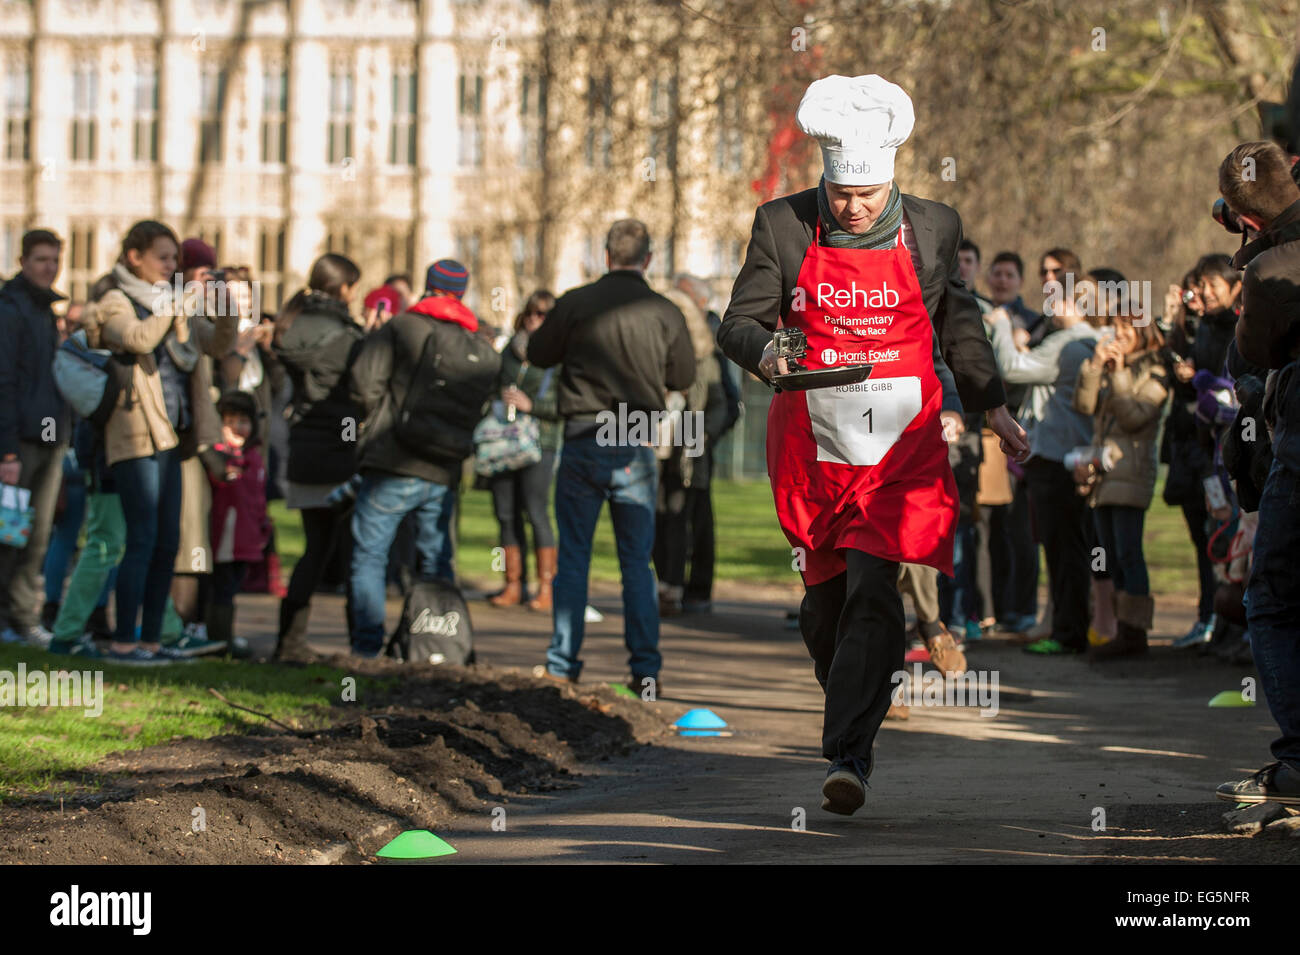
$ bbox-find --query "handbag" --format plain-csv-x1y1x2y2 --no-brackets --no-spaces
0,484,33,549
473,404,542,477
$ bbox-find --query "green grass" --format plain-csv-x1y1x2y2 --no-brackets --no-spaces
0,646,390,799
272,474,1200,595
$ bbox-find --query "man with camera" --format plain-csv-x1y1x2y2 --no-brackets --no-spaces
1214,139,1300,805
717,74,1028,815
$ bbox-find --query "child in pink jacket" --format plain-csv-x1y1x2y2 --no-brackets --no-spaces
202,390,270,656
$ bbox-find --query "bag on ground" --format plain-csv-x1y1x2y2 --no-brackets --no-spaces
386,577,475,666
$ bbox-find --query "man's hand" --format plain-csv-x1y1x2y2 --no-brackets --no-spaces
940,410,964,442
0,457,20,486
986,405,1029,462
757,340,790,380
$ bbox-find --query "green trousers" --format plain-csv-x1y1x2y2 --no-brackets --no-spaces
52,491,125,643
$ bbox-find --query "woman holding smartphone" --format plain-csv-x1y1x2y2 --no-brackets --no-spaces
1074,311,1170,659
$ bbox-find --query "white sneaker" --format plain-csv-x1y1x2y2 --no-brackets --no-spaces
584,605,604,623
3,625,53,649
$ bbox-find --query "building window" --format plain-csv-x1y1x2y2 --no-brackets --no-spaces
327,66,354,165
454,232,480,295
584,75,612,170
70,62,98,162
261,65,287,164
324,230,352,257
3,58,30,162
390,65,416,166
1,220,22,271
520,72,545,168
458,72,483,168
713,238,744,279
67,225,97,302
257,224,286,310
387,227,414,278
200,65,225,163
133,60,158,162
647,73,674,165
716,82,744,173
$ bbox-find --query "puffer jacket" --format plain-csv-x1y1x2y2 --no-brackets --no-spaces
274,293,364,486
1074,348,1169,509
82,288,179,466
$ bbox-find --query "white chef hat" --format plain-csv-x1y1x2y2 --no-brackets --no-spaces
796,74,915,185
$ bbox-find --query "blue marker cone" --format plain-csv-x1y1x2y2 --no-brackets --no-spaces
673,709,730,735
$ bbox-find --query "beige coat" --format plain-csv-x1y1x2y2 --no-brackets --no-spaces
1074,349,1169,509
84,288,179,466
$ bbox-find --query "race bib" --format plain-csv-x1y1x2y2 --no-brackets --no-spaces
806,376,922,466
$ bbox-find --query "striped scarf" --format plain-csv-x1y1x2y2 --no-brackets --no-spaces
816,178,903,250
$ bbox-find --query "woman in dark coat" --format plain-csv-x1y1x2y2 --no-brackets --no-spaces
272,253,364,660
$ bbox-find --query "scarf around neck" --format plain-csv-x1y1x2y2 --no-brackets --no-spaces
112,261,172,315
817,178,903,250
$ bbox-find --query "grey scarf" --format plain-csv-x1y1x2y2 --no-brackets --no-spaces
817,178,903,250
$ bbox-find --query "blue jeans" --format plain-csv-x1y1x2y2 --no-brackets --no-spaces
547,436,659,680
1245,458,1300,770
1093,504,1149,595
111,448,182,643
939,518,977,627
350,472,454,655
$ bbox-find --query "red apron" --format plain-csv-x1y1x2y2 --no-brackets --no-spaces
767,225,957,585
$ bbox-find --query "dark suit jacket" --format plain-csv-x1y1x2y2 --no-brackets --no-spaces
717,188,1007,413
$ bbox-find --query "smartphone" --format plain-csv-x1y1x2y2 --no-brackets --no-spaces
1204,476,1229,512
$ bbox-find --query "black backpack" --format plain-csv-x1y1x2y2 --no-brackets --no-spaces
395,321,500,462
386,578,475,666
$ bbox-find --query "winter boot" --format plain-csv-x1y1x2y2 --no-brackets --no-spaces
489,546,525,607
274,601,317,663
529,546,557,612
1090,592,1151,660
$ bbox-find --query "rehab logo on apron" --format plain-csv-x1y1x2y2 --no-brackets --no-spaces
767,224,957,584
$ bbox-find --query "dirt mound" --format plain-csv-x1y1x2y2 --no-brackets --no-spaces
0,661,666,864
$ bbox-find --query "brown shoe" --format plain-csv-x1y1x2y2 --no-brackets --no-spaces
528,546,556,612
925,625,967,678
532,663,577,684
627,674,662,700
489,546,524,607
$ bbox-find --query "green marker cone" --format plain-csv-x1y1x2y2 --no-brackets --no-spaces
610,683,640,700
1208,690,1255,708
376,829,457,860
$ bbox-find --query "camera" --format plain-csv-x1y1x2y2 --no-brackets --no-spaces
1212,197,1245,235
772,327,808,370
208,267,227,283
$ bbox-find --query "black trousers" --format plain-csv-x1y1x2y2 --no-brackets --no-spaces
684,485,716,603
1180,495,1216,622
282,505,353,635
800,549,904,761
1025,457,1090,650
